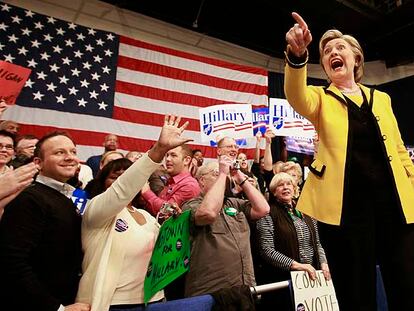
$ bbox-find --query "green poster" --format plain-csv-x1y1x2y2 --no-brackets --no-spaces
144,210,191,303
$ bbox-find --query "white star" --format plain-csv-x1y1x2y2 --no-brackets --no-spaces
77,33,85,41
71,68,81,76
62,57,72,65
1,4,11,11
47,16,56,24
96,38,104,46
102,66,111,74
18,46,28,55
98,101,108,110
56,27,65,35
33,91,44,101
25,79,34,88
74,50,83,58
77,98,87,107
59,75,69,84
3,54,15,62
21,27,31,36
0,22,8,31
56,94,66,104
89,90,99,99
104,49,113,57
100,83,109,92
53,45,62,54
80,79,90,88
68,22,77,30
34,21,44,30
31,39,41,48
46,82,57,92
49,63,60,72
0,42,5,50
27,58,37,68
107,33,114,41
25,10,35,17
85,44,94,52
37,71,47,80
65,39,74,47
8,34,18,43
43,33,53,42
11,15,22,24
93,55,102,63
68,86,79,95
40,52,51,60
91,72,100,80
82,61,92,70
88,28,96,35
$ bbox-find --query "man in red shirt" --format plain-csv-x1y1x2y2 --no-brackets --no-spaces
141,144,200,216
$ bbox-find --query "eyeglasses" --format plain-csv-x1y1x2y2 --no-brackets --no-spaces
0,144,14,151
219,144,239,149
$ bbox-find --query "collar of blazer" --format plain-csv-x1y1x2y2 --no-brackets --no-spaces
324,83,372,107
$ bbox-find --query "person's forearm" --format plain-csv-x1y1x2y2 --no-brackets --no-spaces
263,141,273,171
195,174,227,225
242,181,269,219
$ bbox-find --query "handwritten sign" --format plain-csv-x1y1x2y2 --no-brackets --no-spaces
291,270,339,311
144,210,191,303
0,61,31,105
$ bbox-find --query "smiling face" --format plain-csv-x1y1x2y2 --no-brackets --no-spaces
0,134,14,168
273,180,294,204
35,135,79,183
237,152,248,170
321,38,357,85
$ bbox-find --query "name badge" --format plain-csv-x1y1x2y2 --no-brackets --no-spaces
224,207,238,216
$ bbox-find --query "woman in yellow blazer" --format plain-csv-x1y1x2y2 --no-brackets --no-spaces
284,12,414,311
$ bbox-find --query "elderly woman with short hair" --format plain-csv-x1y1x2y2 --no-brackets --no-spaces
256,172,329,310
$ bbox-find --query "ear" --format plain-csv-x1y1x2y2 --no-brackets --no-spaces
183,155,192,167
33,157,42,170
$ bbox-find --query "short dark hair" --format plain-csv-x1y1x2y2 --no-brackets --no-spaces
180,144,193,158
90,158,133,198
34,131,75,159
0,129,16,147
16,134,38,144
192,149,202,156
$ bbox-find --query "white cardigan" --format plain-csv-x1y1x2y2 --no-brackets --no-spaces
76,153,163,311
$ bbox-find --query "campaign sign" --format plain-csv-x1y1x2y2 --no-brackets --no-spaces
269,98,315,138
0,61,31,105
199,104,253,142
291,270,339,311
286,136,315,155
144,210,191,303
252,106,269,136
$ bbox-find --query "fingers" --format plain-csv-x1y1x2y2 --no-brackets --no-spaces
292,12,308,31
179,120,189,132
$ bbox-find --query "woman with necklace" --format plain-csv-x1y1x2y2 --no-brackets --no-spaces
284,12,414,310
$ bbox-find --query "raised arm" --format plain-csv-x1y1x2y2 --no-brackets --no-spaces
263,129,274,171
84,115,192,227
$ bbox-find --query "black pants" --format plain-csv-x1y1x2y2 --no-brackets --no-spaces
319,220,414,311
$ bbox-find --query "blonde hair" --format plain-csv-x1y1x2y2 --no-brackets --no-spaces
281,161,303,183
100,151,124,167
319,29,364,83
269,172,296,194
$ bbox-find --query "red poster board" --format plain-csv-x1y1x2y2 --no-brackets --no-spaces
0,61,31,105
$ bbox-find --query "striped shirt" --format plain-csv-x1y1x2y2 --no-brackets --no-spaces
256,213,327,271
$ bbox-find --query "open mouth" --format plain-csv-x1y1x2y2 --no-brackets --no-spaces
331,59,343,71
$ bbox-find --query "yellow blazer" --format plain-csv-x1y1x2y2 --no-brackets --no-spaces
284,64,414,225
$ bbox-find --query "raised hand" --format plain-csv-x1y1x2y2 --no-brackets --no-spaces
148,115,193,163
0,162,38,199
285,12,312,57
264,128,275,144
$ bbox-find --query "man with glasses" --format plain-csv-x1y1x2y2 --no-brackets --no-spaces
182,157,270,297
0,130,15,175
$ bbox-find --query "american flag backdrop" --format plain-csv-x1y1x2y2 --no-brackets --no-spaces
0,2,268,161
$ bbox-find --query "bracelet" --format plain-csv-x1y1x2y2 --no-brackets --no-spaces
238,176,249,187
